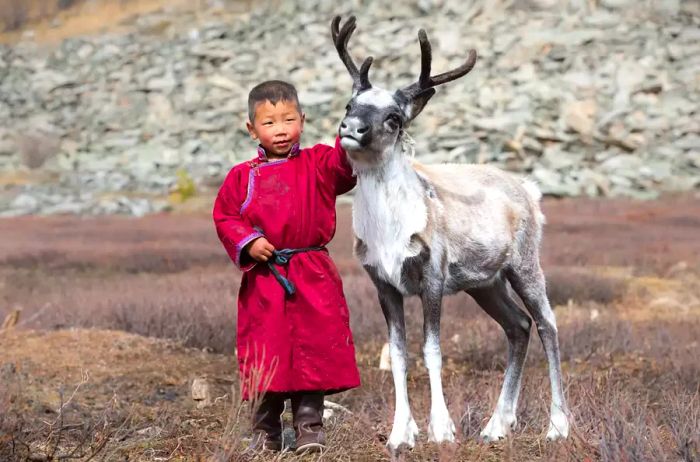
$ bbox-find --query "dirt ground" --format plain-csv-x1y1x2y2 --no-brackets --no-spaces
0,0,252,45
1,195,699,461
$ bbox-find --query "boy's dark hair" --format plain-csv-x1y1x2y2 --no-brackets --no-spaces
247,80,302,122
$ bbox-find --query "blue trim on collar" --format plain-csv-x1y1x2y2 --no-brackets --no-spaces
256,143,301,162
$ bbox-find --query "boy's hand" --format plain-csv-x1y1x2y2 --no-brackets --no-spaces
246,237,275,262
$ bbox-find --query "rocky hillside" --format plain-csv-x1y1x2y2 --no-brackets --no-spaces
0,0,698,216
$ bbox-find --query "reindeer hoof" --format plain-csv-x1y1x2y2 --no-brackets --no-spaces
387,417,419,452
480,412,516,443
480,430,507,443
545,412,570,441
428,414,456,443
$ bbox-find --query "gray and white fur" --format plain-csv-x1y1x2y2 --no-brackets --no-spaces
331,16,570,451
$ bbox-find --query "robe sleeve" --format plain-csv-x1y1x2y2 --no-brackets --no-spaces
313,136,357,196
213,166,263,271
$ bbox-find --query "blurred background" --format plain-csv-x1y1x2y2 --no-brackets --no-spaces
0,0,697,215
1,1,699,461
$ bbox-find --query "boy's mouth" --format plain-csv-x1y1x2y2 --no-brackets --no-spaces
273,140,291,149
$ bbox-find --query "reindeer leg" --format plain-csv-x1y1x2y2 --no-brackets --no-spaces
507,265,570,440
468,275,531,442
366,267,419,451
422,279,456,443
383,289,420,450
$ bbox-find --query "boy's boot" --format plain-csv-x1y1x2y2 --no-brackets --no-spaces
249,393,285,451
291,392,326,454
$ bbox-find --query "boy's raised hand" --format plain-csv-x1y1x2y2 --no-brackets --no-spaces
246,237,275,262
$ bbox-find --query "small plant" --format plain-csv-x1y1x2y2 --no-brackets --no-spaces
169,168,196,204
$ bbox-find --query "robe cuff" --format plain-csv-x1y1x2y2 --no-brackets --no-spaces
334,136,352,169
235,231,264,271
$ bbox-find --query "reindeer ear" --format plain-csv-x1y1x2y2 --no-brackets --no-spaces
397,88,436,123
409,88,436,121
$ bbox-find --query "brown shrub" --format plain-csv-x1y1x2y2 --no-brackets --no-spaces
545,266,625,306
0,0,28,31
16,132,61,170
0,0,85,32
2,267,239,352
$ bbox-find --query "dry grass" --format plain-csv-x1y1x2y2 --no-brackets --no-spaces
1,196,699,460
1,0,98,32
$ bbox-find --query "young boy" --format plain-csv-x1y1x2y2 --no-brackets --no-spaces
213,80,361,454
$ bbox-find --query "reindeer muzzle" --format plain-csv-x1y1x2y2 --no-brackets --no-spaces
339,116,372,148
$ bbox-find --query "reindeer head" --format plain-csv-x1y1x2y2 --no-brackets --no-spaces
332,16,477,169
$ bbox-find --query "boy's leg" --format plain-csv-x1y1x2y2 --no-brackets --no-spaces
291,391,326,453
250,392,286,451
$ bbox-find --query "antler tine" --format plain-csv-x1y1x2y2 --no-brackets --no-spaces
331,15,372,92
359,56,373,90
402,29,477,97
427,49,477,87
331,16,358,77
331,15,340,43
417,29,432,89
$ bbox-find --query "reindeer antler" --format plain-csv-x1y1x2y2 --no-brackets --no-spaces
402,29,477,98
331,16,373,92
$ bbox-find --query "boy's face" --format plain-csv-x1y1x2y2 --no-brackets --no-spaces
246,99,305,158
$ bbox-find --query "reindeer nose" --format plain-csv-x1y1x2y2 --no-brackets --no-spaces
339,117,371,144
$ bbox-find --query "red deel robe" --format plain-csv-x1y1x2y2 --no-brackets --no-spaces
213,138,361,399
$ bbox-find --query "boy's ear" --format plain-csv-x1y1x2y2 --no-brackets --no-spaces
246,120,258,140
300,112,306,132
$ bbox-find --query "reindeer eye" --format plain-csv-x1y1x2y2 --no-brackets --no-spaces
384,113,402,131
345,104,351,112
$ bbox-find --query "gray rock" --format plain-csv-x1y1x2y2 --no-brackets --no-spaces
573,168,611,197
297,91,334,106
687,151,700,169
599,155,644,175
9,194,39,213
600,0,635,9
0,138,16,156
41,201,87,215
539,146,585,171
0,0,698,215
532,168,580,197
562,99,597,136
677,134,700,151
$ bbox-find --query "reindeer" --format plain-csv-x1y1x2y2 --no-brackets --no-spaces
330,16,571,451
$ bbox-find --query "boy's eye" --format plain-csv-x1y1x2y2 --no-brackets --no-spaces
262,121,273,126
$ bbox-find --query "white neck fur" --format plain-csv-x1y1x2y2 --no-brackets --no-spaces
352,137,428,291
